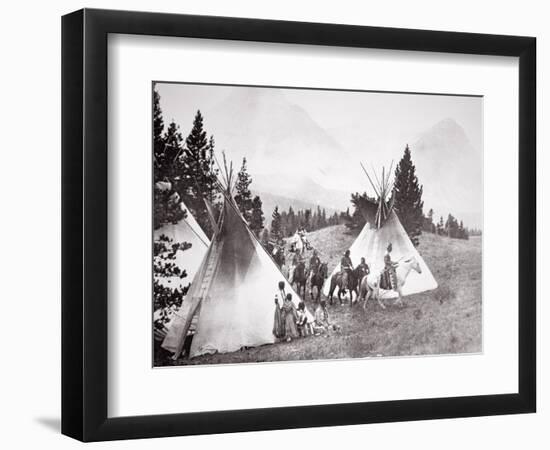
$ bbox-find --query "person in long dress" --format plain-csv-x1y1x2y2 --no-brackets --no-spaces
281,293,299,342
273,297,284,340
272,281,286,340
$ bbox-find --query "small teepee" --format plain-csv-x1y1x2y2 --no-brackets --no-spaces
162,159,312,358
324,163,437,298
153,200,210,291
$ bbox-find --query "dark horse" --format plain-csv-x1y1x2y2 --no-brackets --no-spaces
310,262,328,302
327,267,364,305
292,261,308,298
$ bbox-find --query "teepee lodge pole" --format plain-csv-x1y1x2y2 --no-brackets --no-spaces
360,162,380,198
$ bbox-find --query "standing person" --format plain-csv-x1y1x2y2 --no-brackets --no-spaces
383,243,398,290
357,257,370,279
272,297,284,340
281,293,299,342
308,249,321,295
275,280,287,305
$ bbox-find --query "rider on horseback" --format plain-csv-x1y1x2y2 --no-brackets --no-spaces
308,249,321,295
383,242,398,290
340,250,354,291
298,226,311,250
340,250,354,273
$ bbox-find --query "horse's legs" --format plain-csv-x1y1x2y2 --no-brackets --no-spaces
364,287,371,310
376,286,385,309
396,287,405,307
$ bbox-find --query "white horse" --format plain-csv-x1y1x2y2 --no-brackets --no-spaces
359,256,422,309
289,232,307,255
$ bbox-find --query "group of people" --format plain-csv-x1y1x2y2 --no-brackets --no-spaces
272,281,335,342
271,235,400,345
339,242,398,290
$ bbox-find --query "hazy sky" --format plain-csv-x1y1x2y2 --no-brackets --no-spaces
155,82,483,227
156,82,482,160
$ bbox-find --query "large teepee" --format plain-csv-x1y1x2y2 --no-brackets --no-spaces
162,163,312,359
154,200,210,291
324,163,437,298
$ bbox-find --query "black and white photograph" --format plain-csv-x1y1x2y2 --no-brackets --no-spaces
152,82,483,367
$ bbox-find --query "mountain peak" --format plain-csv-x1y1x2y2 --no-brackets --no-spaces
415,117,470,153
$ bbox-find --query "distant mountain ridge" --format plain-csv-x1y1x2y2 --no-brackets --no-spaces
207,88,353,192
199,88,482,230
413,118,483,229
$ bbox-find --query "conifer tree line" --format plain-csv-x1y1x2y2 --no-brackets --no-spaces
153,88,266,315
347,144,474,246
268,204,345,243
424,212,471,240
153,87,267,238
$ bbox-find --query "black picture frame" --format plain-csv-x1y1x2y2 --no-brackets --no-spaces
62,8,536,442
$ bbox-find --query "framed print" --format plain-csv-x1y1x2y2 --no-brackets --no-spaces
61,8,536,442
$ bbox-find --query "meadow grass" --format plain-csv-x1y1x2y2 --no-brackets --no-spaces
157,225,482,366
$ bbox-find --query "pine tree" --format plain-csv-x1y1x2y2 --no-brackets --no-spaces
304,209,312,230
153,88,166,179
177,110,219,237
261,228,270,248
152,91,184,228
234,158,253,222
271,206,282,241
423,208,435,233
250,195,265,236
393,145,424,246
436,216,444,235
445,213,458,238
153,212,191,313
287,206,296,236
348,192,378,230
153,90,183,182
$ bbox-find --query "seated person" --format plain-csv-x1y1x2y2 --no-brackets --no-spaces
296,301,309,337
313,300,330,335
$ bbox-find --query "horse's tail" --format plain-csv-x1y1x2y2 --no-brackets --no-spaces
328,274,337,295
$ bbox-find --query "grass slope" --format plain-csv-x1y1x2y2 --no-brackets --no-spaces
157,225,481,366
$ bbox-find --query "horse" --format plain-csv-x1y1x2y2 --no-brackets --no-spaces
359,256,422,309
327,266,363,306
289,232,312,256
292,261,308,298
309,262,328,302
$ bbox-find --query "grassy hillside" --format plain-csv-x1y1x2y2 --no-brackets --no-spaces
157,225,481,366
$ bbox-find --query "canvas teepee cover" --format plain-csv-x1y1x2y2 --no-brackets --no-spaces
323,164,437,298
153,201,210,291
162,198,312,358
